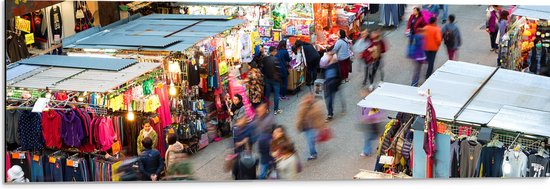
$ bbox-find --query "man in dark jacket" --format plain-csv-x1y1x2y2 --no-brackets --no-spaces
138,137,164,181
295,40,321,86
262,46,283,114
251,103,276,179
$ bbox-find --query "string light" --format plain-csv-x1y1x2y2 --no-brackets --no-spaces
127,106,135,121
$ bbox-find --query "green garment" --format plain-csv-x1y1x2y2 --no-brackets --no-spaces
137,129,158,155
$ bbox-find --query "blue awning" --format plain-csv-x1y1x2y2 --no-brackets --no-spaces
16,55,137,71
63,14,245,52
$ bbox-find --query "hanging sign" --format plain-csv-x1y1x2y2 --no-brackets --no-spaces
15,17,31,33
49,157,56,164
111,141,121,155
33,155,40,162
32,98,50,112
25,33,34,45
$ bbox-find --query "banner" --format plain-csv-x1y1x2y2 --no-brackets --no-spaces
15,17,31,33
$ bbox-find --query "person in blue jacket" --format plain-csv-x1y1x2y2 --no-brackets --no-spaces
138,137,164,181
276,40,291,100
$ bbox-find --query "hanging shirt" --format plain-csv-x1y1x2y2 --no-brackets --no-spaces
476,147,505,177
41,110,63,149
188,62,201,86
6,110,22,144
502,150,528,178
60,110,84,147
17,111,45,150
527,154,550,177
459,140,482,177
143,79,155,96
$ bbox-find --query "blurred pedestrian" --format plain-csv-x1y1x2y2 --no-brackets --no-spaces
294,40,321,86
232,144,258,180
423,17,442,79
362,28,387,91
359,106,385,157
165,153,194,180
423,4,440,19
331,29,352,82
528,38,547,75
323,49,343,121
408,28,427,86
165,133,185,171
271,125,291,160
356,29,372,86
8,165,29,183
297,93,327,160
406,7,427,44
440,5,449,24
441,14,462,60
233,113,254,154
486,5,501,52
262,46,283,115
497,10,510,47
252,103,276,179
138,137,164,181
137,122,158,155
276,40,291,100
275,141,299,180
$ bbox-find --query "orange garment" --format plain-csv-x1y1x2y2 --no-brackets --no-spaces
423,24,442,51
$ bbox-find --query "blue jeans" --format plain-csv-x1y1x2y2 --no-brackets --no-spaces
304,129,318,157
45,157,65,182
258,162,272,179
30,154,45,182
265,79,281,111
64,162,84,181
324,79,338,117
440,5,449,22
280,75,288,97
363,129,379,155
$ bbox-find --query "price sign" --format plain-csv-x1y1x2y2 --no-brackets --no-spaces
12,153,25,159
49,157,56,164
15,17,31,33
33,155,40,162
111,141,121,155
25,33,34,45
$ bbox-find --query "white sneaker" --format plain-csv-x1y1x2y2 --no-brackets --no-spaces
368,84,374,91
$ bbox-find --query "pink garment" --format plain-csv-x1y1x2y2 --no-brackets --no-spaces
155,84,172,128
150,118,166,156
228,75,255,119
6,152,10,182
421,10,432,23
99,117,116,151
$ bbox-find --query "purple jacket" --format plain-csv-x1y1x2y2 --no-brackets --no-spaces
487,10,500,33
60,110,84,147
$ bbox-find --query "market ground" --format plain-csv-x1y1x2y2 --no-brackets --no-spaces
187,5,498,181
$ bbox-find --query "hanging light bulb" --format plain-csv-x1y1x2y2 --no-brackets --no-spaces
127,109,135,121
199,56,204,65
77,96,84,102
169,83,177,96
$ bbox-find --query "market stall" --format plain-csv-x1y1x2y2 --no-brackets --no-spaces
62,14,254,152
312,3,365,51
498,5,550,76
5,55,164,182
357,60,550,178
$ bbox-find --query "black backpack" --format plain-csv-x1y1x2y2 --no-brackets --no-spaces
444,27,456,48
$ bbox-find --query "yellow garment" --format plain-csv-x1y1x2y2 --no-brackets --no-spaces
145,95,161,113
112,161,123,181
377,119,395,155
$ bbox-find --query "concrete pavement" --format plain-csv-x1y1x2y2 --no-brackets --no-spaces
187,4,498,181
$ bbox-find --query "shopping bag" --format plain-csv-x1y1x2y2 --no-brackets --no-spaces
316,127,333,143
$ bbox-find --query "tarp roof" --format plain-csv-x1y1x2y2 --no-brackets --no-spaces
16,55,137,71
7,56,161,93
63,14,245,52
512,5,550,19
358,61,550,137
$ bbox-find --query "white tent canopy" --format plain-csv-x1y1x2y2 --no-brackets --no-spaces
358,61,550,137
512,5,550,20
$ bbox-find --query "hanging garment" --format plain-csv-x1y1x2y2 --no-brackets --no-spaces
188,62,201,86
6,110,22,145
450,139,461,177
98,117,117,151
155,83,173,128
8,151,31,181
526,154,550,177
30,152,45,182
503,150,529,178
7,32,31,62
32,10,48,43
18,111,45,151
60,110,84,147
475,147,505,177
459,140,482,177
380,4,399,26
50,6,63,40
41,110,63,149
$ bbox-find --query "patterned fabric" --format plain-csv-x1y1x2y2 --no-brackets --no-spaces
247,68,264,104
18,111,45,150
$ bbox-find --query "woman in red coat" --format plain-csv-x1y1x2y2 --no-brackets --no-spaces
406,7,427,45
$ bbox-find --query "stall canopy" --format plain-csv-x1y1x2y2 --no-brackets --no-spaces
7,55,161,93
512,5,550,19
358,61,550,137
63,14,245,52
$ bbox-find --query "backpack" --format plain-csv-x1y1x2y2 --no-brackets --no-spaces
443,27,456,48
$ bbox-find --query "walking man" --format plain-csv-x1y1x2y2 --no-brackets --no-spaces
441,14,462,60
262,46,283,115
423,17,442,78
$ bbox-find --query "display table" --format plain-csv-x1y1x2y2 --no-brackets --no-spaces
353,170,412,179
